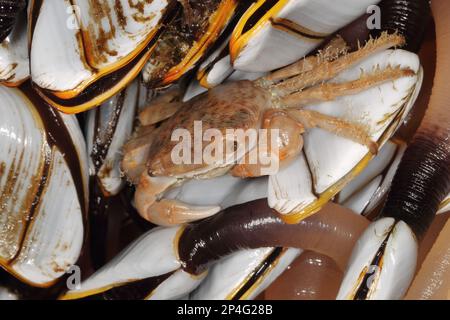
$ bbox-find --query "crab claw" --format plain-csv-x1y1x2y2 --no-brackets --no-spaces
134,172,219,226
337,217,417,300
147,199,221,227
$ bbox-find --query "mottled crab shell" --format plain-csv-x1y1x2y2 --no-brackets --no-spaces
160,49,422,224
269,49,423,223
142,0,238,87
230,0,380,72
85,80,139,197
29,0,171,114
0,10,29,86
0,83,88,287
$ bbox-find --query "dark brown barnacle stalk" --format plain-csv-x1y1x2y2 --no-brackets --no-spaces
0,0,26,43
371,0,431,52
178,199,369,276
381,0,450,238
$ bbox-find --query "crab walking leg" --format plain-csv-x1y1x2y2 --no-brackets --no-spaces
135,172,221,227
122,125,158,184
268,33,405,96
178,199,369,275
264,36,349,84
288,109,378,155
139,88,184,126
405,218,450,300
282,67,415,106
140,101,183,126
338,0,450,301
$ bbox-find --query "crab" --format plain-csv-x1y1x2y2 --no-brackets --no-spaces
123,33,416,226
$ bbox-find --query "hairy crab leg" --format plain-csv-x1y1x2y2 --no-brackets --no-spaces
178,199,369,275
265,33,405,96
221,35,410,179
282,66,415,106
264,36,349,84
288,109,378,155
338,0,450,300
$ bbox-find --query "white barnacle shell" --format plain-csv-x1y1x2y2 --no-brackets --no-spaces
30,0,170,113
85,80,139,196
231,0,381,72
0,85,88,287
0,13,29,86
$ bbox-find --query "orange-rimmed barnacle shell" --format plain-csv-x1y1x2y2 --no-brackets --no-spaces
230,0,381,73
142,0,238,88
29,0,174,114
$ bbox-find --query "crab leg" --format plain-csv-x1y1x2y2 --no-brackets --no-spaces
122,126,158,184
139,88,184,126
264,36,349,84
269,33,405,96
288,109,378,155
282,66,415,106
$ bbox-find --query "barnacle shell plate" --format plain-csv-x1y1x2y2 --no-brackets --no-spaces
0,85,88,286
30,0,169,113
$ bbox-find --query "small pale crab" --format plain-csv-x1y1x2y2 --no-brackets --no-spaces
123,33,415,226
